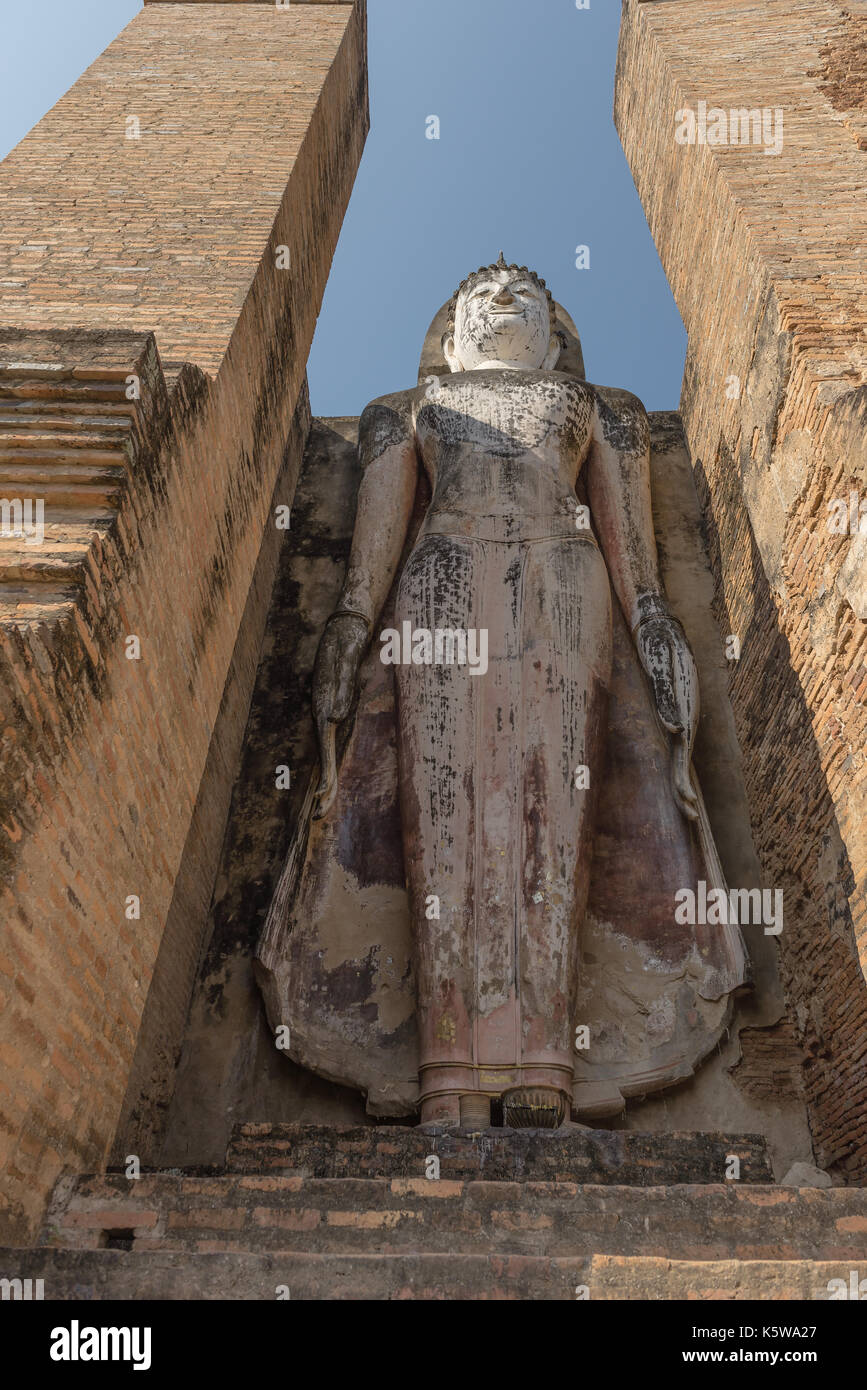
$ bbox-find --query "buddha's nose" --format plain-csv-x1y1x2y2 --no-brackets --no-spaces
492,286,516,306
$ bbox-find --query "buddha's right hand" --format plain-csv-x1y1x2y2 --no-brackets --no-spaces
312,612,370,817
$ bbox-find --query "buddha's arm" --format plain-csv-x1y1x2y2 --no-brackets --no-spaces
312,398,418,813
335,399,418,626
587,387,699,819
586,388,661,631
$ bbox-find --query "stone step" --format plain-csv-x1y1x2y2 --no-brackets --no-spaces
0,550,93,584
0,1246,587,1300
0,442,129,464
0,364,134,383
0,513,115,588
0,432,129,452
0,462,127,489
0,402,144,445
591,1256,867,1301
0,469,127,498
0,408,133,432
226,1122,775,1184
44,1174,867,1261
4,1247,866,1301
0,480,124,508
0,380,132,403
0,582,81,624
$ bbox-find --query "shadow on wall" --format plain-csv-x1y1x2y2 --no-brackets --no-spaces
694,445,863,1181
138,423,370,1170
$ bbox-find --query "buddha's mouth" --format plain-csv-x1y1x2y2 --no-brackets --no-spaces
489,305,524,317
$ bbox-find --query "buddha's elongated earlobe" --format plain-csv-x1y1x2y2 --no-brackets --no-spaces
442,331,462,373
543,330,564,371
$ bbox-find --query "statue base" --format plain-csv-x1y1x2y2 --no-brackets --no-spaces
227,1122,774,1185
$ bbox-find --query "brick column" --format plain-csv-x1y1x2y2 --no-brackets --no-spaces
0,0,368,1240
615,0,867,1176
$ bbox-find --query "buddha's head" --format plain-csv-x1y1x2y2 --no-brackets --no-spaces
442,253,562,373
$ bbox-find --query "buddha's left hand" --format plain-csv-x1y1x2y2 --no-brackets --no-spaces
635,613,700,821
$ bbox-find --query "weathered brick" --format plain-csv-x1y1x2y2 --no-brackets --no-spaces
252,1208,321,1232
0,0,368,1245
166,1209,246,1231
616,0,867,1179
390,1179,465,1199
325,1210,421,1230
63,1207,158,1230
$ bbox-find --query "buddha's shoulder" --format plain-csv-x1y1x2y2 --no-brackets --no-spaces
358,389,416,440
363,388,416,412
584,382,649,418
357,377,649,423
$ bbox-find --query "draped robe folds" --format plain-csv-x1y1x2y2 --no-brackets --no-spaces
256,304,750,1121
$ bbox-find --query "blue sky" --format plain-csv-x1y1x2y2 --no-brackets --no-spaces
0,0,686,415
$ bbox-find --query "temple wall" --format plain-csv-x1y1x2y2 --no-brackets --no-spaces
0,0,367,1243
615,0,867,1176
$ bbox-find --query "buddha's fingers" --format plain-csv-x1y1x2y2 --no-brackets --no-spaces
672,737,699,821
314,719,338,819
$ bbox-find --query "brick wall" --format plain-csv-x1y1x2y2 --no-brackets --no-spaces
0,1,364,374
0,0,368,1242
615,0,867,1175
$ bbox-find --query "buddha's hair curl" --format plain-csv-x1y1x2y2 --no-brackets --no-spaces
445,251,556,333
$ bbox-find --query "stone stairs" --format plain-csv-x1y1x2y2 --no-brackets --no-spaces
0,333,157,626
42,1171,867,1262
9,1249,867,1302
4,1126,867,1299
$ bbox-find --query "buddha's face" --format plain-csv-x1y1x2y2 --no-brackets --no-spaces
443,270,561,373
